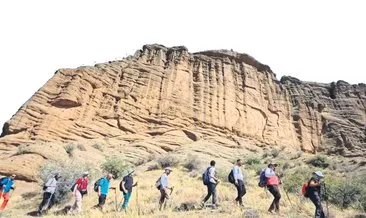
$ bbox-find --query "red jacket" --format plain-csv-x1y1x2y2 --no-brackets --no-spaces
75,177,88,191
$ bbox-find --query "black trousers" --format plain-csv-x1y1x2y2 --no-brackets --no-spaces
97,194,107,208
235,180,246,205
267,185,281,212
202,182,217,205
309,192,325,218
38,192,55,212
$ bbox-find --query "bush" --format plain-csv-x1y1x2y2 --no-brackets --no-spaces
16,144,29,155
77,144,86,151
40,160,91,204
92,143,103,151
326,177,364,209
307,155,329,168
64,144,75,157
147,163,160,171
101,156,128,179
183,154,201,172
156,154,179,168
245,156,261,165
282,168,313,194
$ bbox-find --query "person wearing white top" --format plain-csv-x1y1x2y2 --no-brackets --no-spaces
233,159,246,206
38,173,61,215
159,167,173,210
201,160,219,209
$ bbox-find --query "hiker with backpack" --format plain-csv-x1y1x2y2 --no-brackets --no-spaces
305,171,326,218
94,173,113,210
68,172,89,214
265,163,281,213
157,167,173,210
232,159,246,206
119,168,137,211
37,173,61,215
200,160,219,209
0,174,16,211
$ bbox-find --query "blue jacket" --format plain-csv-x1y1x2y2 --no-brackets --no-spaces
99,177,110,195
0,177,14,193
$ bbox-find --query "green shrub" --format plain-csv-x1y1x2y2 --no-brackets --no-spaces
326,176,364,209
147,163,160,171
40,160,91,204
77,144,86,151
183,154,201,172
156,154,179,168
16,144,29,155
282,168,313,194
92,143,104,151
245,156,261,165
101,156,128,179
306,155,329,168
64,144,75,157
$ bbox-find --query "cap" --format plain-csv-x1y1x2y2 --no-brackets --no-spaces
164,167,173,172
314,171,324,178
83,171,89,176
268,163,278,167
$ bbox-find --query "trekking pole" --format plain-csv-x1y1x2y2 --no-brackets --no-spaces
323,183,330,218
114,188,118,212
136,182,140,215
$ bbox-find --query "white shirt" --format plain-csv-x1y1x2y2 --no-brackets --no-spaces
45,178,57,194
209,167,216,184
160,173,169,189
265,167,276,177
233,165,244,181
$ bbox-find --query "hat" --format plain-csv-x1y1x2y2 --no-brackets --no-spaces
314,171,324,178
164,167,173,172
126,168,134,175
268,163,278,167
83,171,89,176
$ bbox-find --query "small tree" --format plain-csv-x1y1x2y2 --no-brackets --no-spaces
101,156,128,179
183,154,201,172
156,154,179,168
39,160,91,204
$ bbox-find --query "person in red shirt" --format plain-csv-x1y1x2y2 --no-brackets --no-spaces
265,163,281,213
69,172,89,214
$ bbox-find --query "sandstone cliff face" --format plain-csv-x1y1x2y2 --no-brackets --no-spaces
0,44,365,180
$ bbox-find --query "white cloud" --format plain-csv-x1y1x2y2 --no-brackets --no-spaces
0,0,365,127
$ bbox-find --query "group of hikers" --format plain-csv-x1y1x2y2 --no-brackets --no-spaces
0,159,327,218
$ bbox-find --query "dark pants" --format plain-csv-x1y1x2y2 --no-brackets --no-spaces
267,185,281,212
202,182,217,205
97,194,107,209
235,180,246,205
38,192,55,213
309,192,325,218
159,189,169,210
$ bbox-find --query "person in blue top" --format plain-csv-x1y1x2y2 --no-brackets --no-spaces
96,173,113,210
0,174,16,211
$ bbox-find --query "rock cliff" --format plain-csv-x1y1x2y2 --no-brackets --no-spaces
0,44,365,180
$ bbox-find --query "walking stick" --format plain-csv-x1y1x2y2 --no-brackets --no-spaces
323,183,330,218
136,183,140,215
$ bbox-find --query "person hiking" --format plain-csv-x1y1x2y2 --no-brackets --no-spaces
158,167,173,211
233,159,246,206
120,168,137,211
69,172,89,214
37,173,61,215
265,163,281,213
96,173,113,210
0,174,16,211
201,160,219,209
307,171,325,218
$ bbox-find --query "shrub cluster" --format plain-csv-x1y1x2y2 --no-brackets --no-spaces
156,154,179,168
101,155,128,179
183,154,201,172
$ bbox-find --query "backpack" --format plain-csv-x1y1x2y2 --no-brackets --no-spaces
228,169,235,184
155,177,161,190
258,169,267,187
93,178,103,192
202,167,211,185
0,177,6,190
119,180,124,192
301,181,309,198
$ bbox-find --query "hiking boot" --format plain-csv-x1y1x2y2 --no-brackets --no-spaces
200,202,205,208
211,204,217,209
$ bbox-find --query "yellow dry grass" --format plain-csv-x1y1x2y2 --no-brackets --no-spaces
2,168,359,218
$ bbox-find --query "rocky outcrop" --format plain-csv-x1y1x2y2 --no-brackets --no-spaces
0,44,365,180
